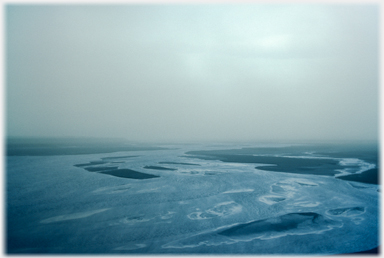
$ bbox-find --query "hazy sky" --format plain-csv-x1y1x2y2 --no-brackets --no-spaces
6,4,379,143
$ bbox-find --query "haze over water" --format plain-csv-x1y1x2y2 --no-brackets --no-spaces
5,4,380,255
6,4,378,143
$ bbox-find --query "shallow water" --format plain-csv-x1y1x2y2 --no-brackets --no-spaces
6,142,379,254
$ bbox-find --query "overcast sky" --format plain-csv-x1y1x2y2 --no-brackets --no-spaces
6,4,379,143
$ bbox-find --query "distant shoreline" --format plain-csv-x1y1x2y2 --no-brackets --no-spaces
6,138,166,156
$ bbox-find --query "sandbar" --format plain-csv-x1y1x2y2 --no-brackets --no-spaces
100,169,160,179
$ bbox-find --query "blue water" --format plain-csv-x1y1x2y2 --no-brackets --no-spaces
6,142,379,254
